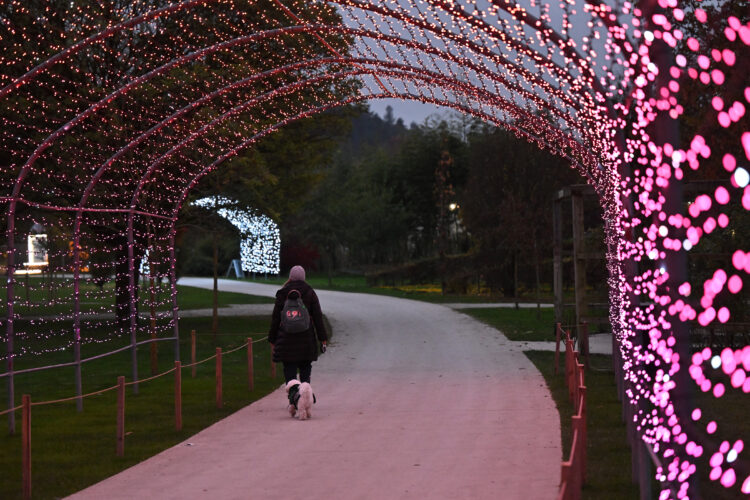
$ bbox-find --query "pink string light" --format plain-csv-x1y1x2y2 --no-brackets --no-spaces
1,1,748,495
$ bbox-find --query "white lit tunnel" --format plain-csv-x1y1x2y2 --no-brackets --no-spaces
192,196,281,275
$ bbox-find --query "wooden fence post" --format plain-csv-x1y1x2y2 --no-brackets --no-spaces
560,461,571,500
190,330,197,378
554,323,562,375
174,361,182,431
150,275,157,376
150,333,158,376
247,338,254,392
216,347,222,409
22,394,31,500
578,386,587,484
580,321,589,370
565,339,575,402
116,376,125,457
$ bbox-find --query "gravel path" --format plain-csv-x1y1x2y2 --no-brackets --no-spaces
68,278,561,500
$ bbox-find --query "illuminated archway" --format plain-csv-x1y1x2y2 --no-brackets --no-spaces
1,1,748,496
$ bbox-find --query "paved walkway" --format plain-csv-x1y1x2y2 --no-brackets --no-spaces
68,278,562,500
179,302,612,355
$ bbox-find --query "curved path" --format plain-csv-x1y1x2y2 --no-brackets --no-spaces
69,278,561,499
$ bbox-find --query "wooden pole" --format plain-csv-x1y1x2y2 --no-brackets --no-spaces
150,333,158,376
190,329,196,378
174,361,182,431
560,462,571,498
116,376,125,457
22,394,31,500
572,415,584,488
565,340,574,402
247,338,254,392
150,275,158,376
580,321,590,370
553,197,563,326
554,323,561,375
571,191,586,330
578,386,587,484
215,347,222,409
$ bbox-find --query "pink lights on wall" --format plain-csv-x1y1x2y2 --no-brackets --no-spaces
0,0,748,496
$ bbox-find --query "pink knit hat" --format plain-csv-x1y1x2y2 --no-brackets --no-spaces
289,265,306,281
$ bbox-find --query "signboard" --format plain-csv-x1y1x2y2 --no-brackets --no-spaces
26,234,48,266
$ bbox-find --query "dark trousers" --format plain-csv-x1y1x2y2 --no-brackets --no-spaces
283,361,312,384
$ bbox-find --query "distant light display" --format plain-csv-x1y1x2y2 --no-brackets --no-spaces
193,196,280,274
0,1,747,496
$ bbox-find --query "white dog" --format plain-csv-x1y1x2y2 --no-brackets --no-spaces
296,382,314,420
285,380,315,420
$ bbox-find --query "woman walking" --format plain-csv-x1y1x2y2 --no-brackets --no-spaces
269,265,328,385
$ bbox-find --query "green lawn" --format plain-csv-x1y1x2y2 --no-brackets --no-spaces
243,272,556,303
0,314,280,499
525,352,638,499
4,278,272,319
459,307,557,341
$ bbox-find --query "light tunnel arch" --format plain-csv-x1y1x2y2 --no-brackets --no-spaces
1,1,748,497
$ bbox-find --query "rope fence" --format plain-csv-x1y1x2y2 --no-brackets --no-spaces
5,332,273,500
0,336,179,378
554,322,587,500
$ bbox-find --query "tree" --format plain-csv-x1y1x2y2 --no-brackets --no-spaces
460,124,580,297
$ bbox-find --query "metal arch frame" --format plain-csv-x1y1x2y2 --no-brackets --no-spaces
0,0,633,465
32,45,601,405
3,8,621,426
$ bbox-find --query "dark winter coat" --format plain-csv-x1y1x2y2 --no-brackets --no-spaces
269,280,327,363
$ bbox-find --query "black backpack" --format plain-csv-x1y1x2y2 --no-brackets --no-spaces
280,289,311,333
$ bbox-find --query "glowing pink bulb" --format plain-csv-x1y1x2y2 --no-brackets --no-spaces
728,275,743,293
732,250,747,271
722,49,736,66
715,186,730,204
710,467,723,481
714,383,725,397
717,307,730,323
703,218,716,233
707,421,717,434
742,475,750,494
721,469,736,488
731,369,746,388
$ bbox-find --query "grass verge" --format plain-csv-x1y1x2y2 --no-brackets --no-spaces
243,272,557,304
0,314,281,499
459,307,556,341
524,351,639,499
4,279,272,319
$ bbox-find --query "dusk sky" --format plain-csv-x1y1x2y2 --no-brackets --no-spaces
367,97,448,126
